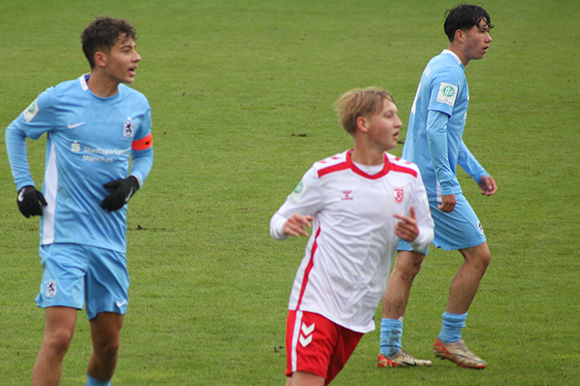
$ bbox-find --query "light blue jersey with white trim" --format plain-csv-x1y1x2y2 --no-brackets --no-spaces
404,50,486,201
5,74,153,252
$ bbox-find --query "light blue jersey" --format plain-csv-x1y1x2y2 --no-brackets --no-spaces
404,50,487,201
5,74,153,253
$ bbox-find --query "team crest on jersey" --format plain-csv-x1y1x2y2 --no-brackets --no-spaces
123,119,135,138
393,188,404,203
23,99,40,122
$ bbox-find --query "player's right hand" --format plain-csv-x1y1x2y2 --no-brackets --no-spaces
438,194,456,213
17,185,47,218
283,214,313,237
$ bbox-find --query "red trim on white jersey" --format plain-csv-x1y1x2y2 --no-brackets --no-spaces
296,226,321,309
318,150,417,179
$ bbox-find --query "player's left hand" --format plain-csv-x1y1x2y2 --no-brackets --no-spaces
100,176,140,212
394,206,419,242
478,175,497,196
16,185,47,218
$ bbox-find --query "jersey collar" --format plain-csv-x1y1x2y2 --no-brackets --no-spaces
79,73,90,91
347,150,391,180
441,49,462,65
78,73,122,99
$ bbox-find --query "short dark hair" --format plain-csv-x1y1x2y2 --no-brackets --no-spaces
81,17,137,68
444,4,493,42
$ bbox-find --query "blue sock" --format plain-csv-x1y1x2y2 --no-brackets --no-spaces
86,375,111,386
379,318,403,357
438,312,467,343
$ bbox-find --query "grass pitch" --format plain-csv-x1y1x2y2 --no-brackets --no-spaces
0,0,579,385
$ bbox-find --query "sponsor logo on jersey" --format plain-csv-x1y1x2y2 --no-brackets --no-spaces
477,221,485,236
71,141,81,152
436,82,458,107
24,99,40,122
79,145,126,163
393,188,404,203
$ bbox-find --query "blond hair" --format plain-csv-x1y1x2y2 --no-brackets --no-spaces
335,87,395,134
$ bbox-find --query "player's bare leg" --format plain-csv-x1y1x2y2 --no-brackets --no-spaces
32,307,77,386
378,251,431,367
382,250,425,319
434,242,490,368
87,312,125,383
447,242,490,314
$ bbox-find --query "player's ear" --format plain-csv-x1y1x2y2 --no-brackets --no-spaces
356,116,369,133
94,51,107,68
455,29,465,43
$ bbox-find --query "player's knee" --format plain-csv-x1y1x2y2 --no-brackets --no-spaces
411,255,425,272
406,256,425,279
93,337,120,359
396,252,424,278
477,251,491,272
44,328,74,356
399,265,421,282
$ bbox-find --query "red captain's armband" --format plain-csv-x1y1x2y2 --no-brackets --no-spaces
132,133,153,151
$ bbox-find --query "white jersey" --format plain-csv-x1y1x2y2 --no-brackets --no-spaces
270,150,434,333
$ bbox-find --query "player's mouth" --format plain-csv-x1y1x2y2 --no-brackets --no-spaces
129,66,137,76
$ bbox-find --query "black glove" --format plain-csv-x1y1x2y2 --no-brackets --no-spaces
100,176,140,212
17,185,47,218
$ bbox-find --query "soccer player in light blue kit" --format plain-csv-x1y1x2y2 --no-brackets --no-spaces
377,4,497,369
5,17,153,386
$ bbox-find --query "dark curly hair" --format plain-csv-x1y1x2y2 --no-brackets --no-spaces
81,17,137,68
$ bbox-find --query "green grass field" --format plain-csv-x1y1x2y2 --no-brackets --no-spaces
1,0,579,385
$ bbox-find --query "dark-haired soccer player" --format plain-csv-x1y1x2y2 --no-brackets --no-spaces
377,4,497,369
270,87,434,385
5,17,153,386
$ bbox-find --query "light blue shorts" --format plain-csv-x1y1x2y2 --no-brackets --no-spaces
36,243,129,320
398,194,486,254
